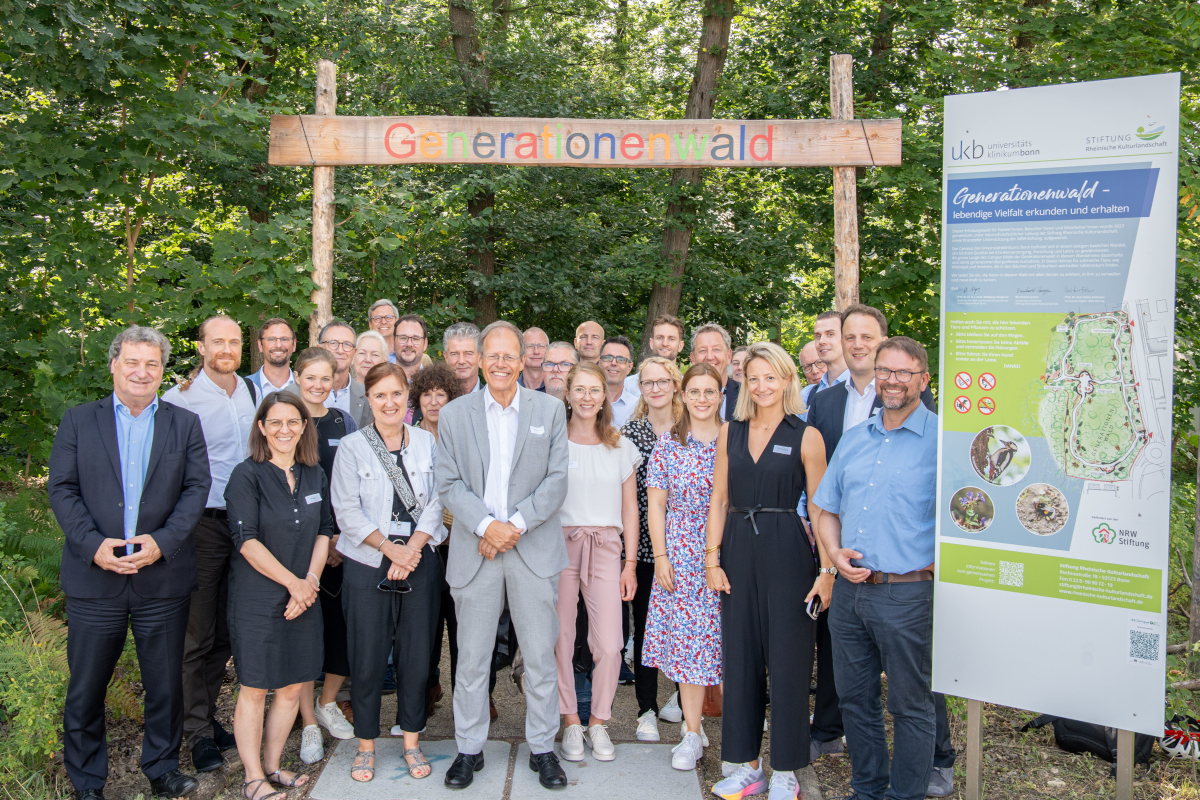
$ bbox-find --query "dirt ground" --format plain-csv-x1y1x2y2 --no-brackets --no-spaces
1015,483,1070,536
88,642,1198,800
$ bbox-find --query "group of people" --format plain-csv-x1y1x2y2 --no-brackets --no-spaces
49,300,950,800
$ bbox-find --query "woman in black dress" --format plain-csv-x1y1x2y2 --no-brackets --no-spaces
225,392,332,800
291,348,358,760
704,343,829,800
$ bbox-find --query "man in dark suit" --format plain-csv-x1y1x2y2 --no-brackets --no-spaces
49,326,211,800
690,322,740,421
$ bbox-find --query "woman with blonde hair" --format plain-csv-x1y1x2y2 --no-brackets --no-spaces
618,356,683,741
349,331,389,428
706,342,831,800
555,361,641,763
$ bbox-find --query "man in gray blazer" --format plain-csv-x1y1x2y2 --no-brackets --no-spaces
436,320,570,790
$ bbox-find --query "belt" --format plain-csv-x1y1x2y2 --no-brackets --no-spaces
566,526,616,587
202,508,228,520
728,505,796,536
865,569,933,585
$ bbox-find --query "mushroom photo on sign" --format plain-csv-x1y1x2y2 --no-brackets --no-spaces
969,425,1032,486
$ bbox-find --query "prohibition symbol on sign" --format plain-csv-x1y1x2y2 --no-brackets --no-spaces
979,373,996,391
954,371,972,389
978,397,996,415
954,396,972,413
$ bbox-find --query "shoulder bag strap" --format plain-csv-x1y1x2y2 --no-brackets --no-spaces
361,424,423,522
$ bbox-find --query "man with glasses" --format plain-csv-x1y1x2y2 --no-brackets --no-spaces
812,337,940,800
248,318,298,399
368,299,399,355
319,320,358,414
444,322,484,395
574,320,605,364
542,342,577,400
598,336,639,426
392,314,428,381
689,322,739,422
798,340,827,414
519,327,550,391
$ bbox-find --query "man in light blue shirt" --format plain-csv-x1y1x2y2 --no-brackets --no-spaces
114,395,158,554
813,336,938,800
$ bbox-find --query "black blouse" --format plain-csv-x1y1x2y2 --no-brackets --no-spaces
620,416,658,565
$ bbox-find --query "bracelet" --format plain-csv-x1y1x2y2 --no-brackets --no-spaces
624,559,637,564
819,567,838,575
653,554,667,560
705,565,721,570
306,572,319,581
375,538,388,552
704,545,721,553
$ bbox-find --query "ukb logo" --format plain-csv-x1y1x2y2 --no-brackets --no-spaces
950,139,984,161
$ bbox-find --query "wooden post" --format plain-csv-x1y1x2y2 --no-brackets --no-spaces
310,59,337,346
830,53,859,311
1115,729,1133,800
966,698,983,800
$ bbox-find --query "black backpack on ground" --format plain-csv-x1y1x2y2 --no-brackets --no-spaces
1021,715,1155,770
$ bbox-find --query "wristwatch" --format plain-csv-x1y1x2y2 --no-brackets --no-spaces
819,567,838,576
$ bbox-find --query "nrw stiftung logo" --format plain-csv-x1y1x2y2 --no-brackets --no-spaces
1092,523,1117,544
1136,123,1165,141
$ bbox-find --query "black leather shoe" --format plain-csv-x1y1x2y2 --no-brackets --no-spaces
148,770,199,799
443,752,485,788
189,736,223,773
76,789,105,800
529,751,567,789
210,718,237,752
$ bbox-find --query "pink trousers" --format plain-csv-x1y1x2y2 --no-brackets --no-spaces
555,526,624,719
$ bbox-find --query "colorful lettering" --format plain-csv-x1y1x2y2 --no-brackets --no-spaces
749,125,774,161
620,133,643,159
648,133,670,160
419,132,442,159
384,123,415,159
473,132,495,159
448,131,469,159
674,133,707,160
516,132,538,159
710,133,734,160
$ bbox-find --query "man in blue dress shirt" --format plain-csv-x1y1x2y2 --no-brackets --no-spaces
813,336,938,800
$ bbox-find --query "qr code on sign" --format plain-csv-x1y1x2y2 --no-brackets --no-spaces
1129,629,1160,663
998,560,1024,587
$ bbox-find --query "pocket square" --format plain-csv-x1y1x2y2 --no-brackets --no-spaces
530,425,545,435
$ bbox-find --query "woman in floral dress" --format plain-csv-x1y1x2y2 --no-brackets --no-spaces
641,363,724,771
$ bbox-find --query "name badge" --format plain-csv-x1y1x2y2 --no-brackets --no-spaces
568,461,580,469
531,425,545,435
772,445,792,455
328,438,340,447
389,520,413,539
305,493,322,504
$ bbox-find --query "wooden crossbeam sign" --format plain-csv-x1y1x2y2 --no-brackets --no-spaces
268,115,900,168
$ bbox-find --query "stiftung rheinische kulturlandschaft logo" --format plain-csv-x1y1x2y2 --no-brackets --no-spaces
1092,523,1117,544
1136,123,1165,141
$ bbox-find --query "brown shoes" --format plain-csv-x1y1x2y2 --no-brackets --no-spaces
337,700,354,725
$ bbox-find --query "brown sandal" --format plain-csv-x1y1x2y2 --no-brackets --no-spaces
351,750,375,782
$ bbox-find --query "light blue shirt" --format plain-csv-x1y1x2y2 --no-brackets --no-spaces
812,402,938,574
114,394,158,555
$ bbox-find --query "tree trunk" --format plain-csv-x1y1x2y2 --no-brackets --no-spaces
638,0,733,357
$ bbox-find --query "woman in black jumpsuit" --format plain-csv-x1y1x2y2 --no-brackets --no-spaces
705,343,829,798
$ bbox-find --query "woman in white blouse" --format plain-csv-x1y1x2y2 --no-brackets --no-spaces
330,363,445,783
554,361,640,764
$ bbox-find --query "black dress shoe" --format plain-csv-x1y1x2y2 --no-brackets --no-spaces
189,736,223,773
443,752,485,788
148,770,199,799
75,789,105,800
529,751,567,789
210,718,237,752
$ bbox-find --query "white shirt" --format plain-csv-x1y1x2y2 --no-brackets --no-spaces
161,370,257,508
609,384,642,428
561,437,641,529
473,387,527,536
843,377,877,432
325,378,352,413
252,367,296,395
623,373,640,395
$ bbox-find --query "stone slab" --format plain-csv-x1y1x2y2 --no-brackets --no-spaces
511,743,704,800
310,739,512,800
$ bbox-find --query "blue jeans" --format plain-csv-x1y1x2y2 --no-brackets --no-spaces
829,578,935,800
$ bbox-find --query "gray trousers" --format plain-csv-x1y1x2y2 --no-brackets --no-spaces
451,549,560,755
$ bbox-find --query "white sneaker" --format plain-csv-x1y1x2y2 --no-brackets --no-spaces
682,721,709,747
768,769,799,800
637,709,661,742
314,700,354,740
585,724,615,761
624,635,635,666
712,763,766,800
659,692,683,723
671,731,703,771
561,724,585,761
721,762,742,778
299,724,324,764
389,725,427,736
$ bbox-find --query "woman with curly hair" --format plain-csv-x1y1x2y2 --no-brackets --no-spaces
407,362,462,438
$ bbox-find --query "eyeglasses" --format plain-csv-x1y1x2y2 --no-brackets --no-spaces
874,367,920,383
484,353,520,365
261,336,294,346
370,314,397,324
526,343,547,352
570,386,605,399
599,354,632,366
394,334,426,345
640,378,674,391
264,418,305,431
321,340,355,351
685,388,720,401
376,578,412,594
543,361,576,372
800,360,824,371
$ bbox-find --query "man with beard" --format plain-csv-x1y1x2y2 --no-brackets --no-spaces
392,314,428,381
248,317,298,398
599,336,639,426
444,322,483,395
161,316,258,773
541,342,577,400
319,320,358,415
813,337,939,800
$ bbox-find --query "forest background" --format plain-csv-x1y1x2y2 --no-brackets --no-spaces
3,0,1200,793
